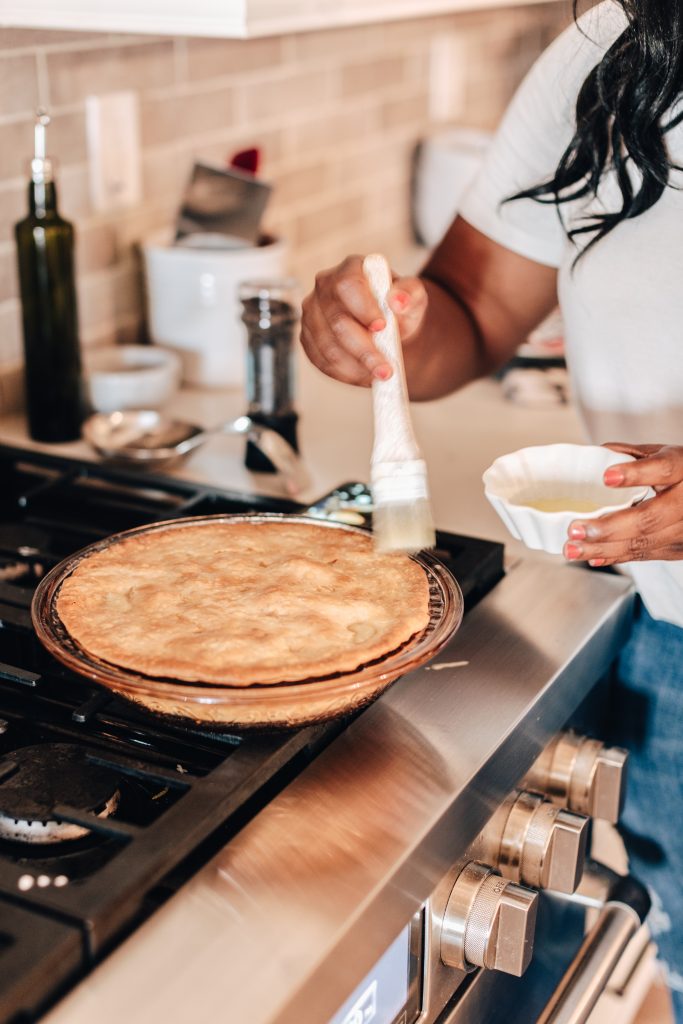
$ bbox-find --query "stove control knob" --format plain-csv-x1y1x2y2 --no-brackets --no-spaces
493,791,589,894
441,862,538,977
523,733,628,825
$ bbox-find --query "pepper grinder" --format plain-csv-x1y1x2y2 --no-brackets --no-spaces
239,279,299,472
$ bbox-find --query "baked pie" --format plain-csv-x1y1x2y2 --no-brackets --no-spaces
56,520,431,686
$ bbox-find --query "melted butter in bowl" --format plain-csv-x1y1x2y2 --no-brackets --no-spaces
516,497,604,514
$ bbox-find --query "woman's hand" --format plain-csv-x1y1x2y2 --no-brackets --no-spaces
563,443,683,565
300,255,428,386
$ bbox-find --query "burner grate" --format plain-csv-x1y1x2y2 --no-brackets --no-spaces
0,653,329,1017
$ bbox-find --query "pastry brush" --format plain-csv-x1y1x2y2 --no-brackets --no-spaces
363,253,436,553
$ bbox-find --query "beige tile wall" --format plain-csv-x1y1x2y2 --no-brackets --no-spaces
0,6,569,407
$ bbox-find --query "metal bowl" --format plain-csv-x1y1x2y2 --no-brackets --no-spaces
32,515,464,730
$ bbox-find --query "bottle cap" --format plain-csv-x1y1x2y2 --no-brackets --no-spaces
238,278,300,328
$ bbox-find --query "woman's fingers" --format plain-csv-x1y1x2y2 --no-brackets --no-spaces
564,521,683,564
316,259,391,379
564,481,683,564
329,256,385,327
301,258,390,384
320,302,392,380
602,445,683,489
300,299,373,386
300,256,428,386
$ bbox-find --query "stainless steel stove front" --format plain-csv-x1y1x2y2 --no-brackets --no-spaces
43,557,638,1024
326,741,642,1024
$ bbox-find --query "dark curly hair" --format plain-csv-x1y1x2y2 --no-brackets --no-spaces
513,0,683,256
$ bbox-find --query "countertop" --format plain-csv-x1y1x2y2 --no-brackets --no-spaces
0,356,584,550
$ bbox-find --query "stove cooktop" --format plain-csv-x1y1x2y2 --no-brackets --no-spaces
0,444,503,1022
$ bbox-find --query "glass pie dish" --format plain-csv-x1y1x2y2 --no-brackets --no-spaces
32,515,464,730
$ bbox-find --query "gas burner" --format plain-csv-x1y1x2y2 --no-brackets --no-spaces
0,523,50,557
0,744,120,845
0,562,32,583
0,557,46,586
0,522,51,586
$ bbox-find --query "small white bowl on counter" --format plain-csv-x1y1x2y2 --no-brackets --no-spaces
84,345,181,413
483,443,651,554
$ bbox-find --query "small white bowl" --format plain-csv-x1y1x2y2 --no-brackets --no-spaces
84,345,181,413
483,443,650,554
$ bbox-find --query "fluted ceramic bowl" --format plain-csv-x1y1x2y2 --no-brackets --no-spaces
483,444,650,555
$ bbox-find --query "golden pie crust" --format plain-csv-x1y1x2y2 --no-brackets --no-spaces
55,521,431,686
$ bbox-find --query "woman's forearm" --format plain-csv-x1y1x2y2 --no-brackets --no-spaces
402,277,497,401
402,218,558,401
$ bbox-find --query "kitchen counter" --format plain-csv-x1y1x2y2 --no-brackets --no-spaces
0,357,584,551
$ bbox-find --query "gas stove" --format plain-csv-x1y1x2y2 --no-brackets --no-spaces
0,444,506,1023
37,543,641,1024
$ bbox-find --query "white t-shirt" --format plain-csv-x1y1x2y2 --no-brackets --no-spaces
460,0,683,629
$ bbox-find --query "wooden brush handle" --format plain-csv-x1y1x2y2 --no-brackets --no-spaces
363,253,421,465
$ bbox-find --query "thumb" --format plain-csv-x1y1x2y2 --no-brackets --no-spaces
387,276,428,344
603,442,664,459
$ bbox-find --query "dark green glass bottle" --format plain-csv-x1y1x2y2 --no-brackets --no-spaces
15,111,84,443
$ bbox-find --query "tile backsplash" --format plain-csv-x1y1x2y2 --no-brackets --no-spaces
0,5,569,406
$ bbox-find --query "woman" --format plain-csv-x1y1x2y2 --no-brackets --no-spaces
300,0,683,1016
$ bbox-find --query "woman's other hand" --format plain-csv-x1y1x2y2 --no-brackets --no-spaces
564,443,683,565
299,255,428,386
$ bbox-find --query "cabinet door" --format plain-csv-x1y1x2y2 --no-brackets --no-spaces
3,0,552,36
247,0,523,34
1,0,249,37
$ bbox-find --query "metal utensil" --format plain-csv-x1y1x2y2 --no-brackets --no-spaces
82,410,309,496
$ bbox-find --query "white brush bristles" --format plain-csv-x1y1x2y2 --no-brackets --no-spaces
372,499,436,554
363,253,436,554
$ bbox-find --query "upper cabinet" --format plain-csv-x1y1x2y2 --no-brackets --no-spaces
1,0,554,38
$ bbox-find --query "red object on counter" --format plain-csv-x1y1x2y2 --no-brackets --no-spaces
229,147,261,176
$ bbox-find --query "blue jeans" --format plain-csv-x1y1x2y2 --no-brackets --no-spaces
607,600,683,1021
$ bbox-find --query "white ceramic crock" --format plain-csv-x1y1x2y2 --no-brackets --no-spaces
142,232,288,390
